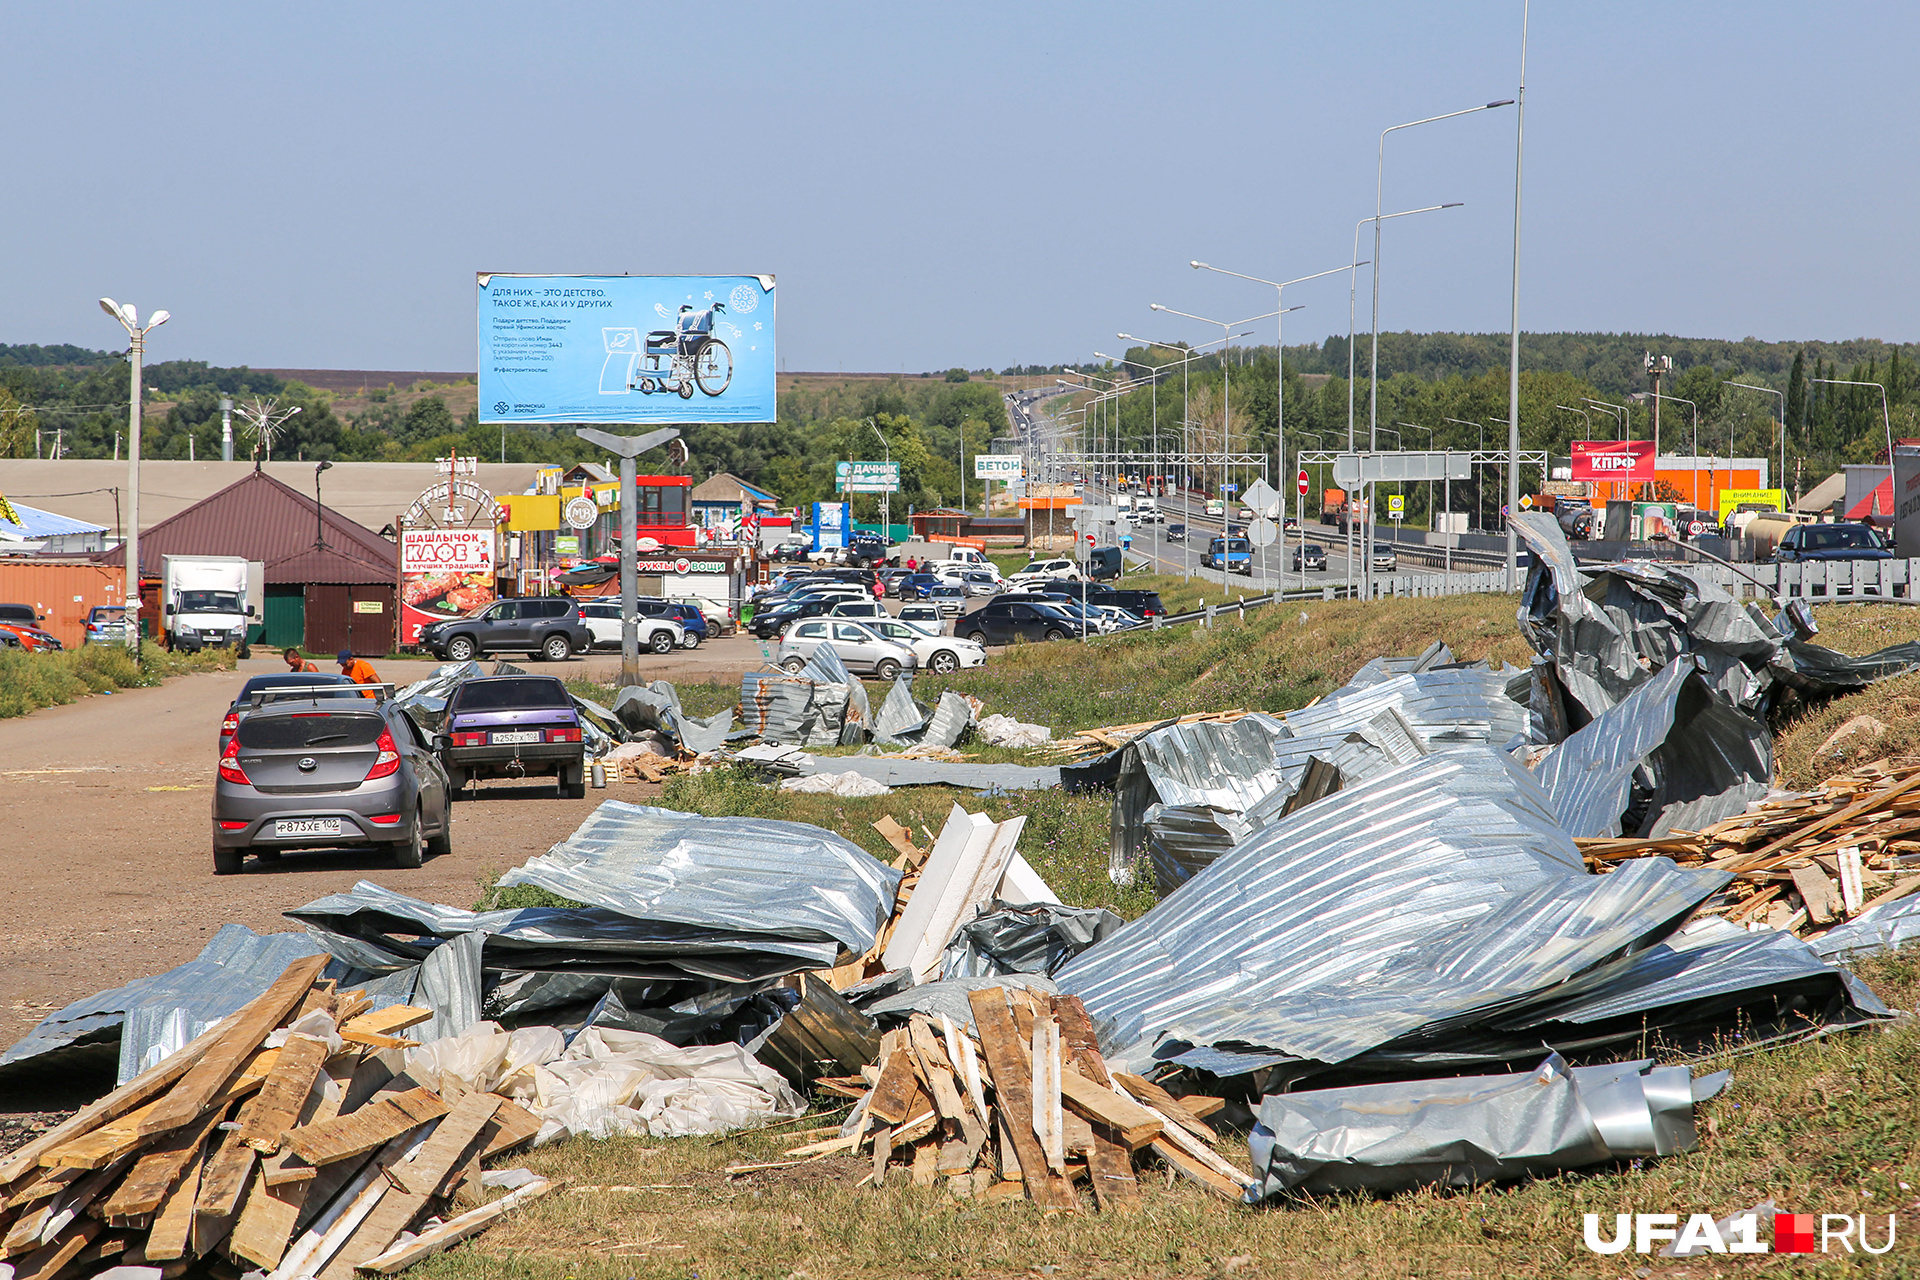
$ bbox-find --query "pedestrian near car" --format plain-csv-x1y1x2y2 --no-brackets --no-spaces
283,647,317,673
906,556,917,572
338,649,380,696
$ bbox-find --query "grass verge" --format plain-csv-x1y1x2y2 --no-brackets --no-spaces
423,944,1920,1280
0,642,236,719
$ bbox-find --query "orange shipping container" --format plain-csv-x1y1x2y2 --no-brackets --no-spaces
0,559,128,649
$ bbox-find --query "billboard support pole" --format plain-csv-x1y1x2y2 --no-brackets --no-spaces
577,426,681,687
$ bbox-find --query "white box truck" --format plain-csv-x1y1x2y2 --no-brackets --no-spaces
162,555,259,655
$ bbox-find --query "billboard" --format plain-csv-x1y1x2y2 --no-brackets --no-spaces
1571,440,1655,482
478,274,775,424
399,528,496,645
837,461,900,493
974,454,1024,479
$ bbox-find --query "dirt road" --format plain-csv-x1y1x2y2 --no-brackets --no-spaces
0,639,765,1065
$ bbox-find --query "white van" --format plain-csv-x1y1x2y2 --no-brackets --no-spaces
940,546,991,567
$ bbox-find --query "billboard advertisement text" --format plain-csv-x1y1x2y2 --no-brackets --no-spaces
478,274,775,424
1570,440,1655,482
400,528,496,645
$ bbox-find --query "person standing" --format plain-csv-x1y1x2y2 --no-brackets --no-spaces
283,647,317,673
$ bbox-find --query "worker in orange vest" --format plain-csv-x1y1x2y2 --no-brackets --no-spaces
337,649,381,696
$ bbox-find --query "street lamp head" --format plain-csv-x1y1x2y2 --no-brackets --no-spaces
1486,99,1515,109
1189,261,1206,270
316,460,333,474
146,309,170,329
1150,304,1166,312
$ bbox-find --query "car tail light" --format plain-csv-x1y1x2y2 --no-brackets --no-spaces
217,820,248,830
365,727,401,780
546,726,582,744
221,711,239,738
368,813,402,826
218,736,250,785
452,731,486,747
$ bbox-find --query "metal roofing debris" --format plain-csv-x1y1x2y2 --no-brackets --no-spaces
739,670,850,746
1058,744,1888,1084
801,753,1062,791
858,974,1061,1032
870,677,977,749
495,800,901,959
1813,891,1920,961
1246,1054,1715,1197
613,681,735,755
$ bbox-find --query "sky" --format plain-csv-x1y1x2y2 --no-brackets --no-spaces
8,1,1919,375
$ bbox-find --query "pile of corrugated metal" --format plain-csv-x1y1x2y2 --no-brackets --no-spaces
0,958,556,1280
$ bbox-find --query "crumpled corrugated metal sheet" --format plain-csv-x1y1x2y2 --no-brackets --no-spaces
799,644,869,741
739,670,848,747
0,924,395,1084
796,753,1061,791
871,678,976,749
1347,640,1456,685
495,800,900,958
1060,748,1586,1069
290,880,850,977
390,660,488,732
613,681,735,755
1811,891,1920,961
1537,657,1693,838
1246,1054,1712,1197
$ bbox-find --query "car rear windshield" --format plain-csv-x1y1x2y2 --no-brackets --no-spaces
450,678,572,711
1806,526,1882,550
237,712,386,750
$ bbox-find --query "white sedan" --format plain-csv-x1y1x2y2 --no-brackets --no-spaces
866,618,987,675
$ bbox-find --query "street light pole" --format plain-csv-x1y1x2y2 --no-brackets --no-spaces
1504,0,1531,589
1814,379,1897,525
869,418,891,543
1371,101,1512,449
1725,381,1787,504
1650,392,1698,508
99,298,169,655
314,461,332,551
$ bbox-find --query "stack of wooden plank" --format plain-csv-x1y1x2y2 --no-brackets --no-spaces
788,988,1249,1212
0,958,553,1280
611,752,697,783
1578,756,1920,938
1036,710,1252,764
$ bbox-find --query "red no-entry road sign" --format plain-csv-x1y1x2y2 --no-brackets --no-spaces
1296,469,1310,496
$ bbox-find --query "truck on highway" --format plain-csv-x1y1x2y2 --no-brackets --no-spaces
1321,488,1370,534
162,554,256,655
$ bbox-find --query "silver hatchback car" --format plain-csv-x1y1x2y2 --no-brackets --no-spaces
212,684,452,875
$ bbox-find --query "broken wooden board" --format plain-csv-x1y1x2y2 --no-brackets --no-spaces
98,1101,231,1228
283,1088,450,1167
135,955,330,1140
966,988,1076,1212
1055,1070,1163,1150
239,1034,332,1152
353,1177,555,1274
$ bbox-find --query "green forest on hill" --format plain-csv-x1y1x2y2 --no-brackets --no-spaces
3,329,1915,522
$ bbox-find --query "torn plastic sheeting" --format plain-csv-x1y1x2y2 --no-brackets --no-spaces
976,713,1052,748
939,901,1124,979
288,881,849,978
1245,1053,1715,1198
1812,890,1920,961
779,769,892,797
614,680,735,755
1059,748,1589,1072
496,800,901,958
401,1020,806,1145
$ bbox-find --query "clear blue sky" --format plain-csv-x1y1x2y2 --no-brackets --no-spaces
8,2,1917,374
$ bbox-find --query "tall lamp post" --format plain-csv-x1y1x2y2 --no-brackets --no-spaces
99,298,169,655
1814,378,1897,525
1443,418,1489,534
868,419,891,542
1649,392,1698,507
1724,381,1787,505
1348,208,1455,448
1149,303,1282,550
1370,101,1511,448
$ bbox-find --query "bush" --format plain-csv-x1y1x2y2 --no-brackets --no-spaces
0,641,237,719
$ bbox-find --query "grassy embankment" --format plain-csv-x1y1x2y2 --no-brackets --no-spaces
0,642,236,719
476,595,1920,1277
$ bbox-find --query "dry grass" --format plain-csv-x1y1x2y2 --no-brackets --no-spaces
419,945,1920,1280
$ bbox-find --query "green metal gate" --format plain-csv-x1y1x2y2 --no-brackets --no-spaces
261,589,305,650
